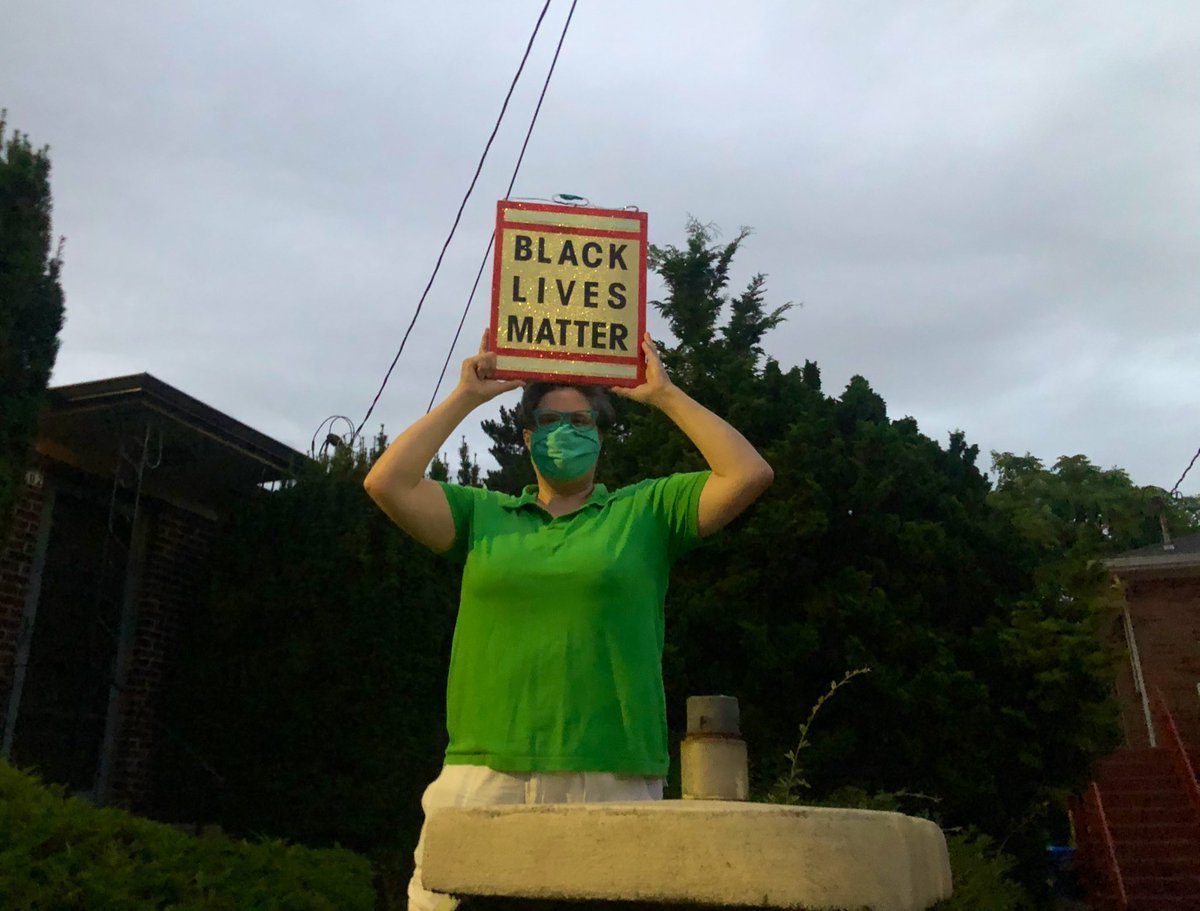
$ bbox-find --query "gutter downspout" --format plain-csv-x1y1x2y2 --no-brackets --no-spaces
1123,606,1156,748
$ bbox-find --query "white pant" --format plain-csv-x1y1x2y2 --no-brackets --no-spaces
408,765,664,911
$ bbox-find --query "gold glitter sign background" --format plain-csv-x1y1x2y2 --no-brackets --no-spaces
489,201,647,387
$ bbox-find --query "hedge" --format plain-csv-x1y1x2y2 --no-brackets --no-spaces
0,762,374,910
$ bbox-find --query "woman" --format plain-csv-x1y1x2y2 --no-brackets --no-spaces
364,330,772,911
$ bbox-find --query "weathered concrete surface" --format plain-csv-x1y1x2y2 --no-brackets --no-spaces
423,800,952,910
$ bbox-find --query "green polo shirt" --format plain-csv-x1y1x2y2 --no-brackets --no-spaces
436,471,710,777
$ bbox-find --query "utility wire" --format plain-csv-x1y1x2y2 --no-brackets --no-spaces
311,414,354,458
428,238,496,413
350,0,553,443
425,0,579,413
1170,445,1200,495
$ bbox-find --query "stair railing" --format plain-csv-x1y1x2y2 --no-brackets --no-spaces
1153,687,1200,827
1087,782,1128,911
1069,783,1128,911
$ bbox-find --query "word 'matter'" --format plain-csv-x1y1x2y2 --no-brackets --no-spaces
505,315,629,350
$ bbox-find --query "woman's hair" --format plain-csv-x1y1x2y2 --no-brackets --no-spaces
517,383,616,431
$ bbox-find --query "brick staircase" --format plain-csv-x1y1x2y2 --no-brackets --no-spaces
1085,748,1200,909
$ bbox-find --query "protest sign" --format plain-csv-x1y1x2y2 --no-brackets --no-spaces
490,201,647,387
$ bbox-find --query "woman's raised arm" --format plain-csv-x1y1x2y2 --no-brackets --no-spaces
611,333,773,537
364,332,522,552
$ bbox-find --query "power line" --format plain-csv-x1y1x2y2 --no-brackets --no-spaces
311,414,354,458
425,0,579,413
350,0,554,443
1170,445,1200,495
427,237,496,413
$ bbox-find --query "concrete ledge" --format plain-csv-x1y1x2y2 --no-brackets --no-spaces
424,800,952,910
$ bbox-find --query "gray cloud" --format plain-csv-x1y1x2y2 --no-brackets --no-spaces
4,0,1198,491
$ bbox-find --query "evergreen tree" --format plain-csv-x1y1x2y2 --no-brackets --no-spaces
157,434,461,867
0,115,65,541
428,452,449,482
481,405,534,493
454,436,481,487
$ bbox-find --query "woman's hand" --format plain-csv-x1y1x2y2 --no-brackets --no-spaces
365,329,520,554
610,332,676,408
610,330,773,537
458,331,524,404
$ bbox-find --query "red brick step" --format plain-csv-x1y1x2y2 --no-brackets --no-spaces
1077,745,1200,911
1122,873,1200,897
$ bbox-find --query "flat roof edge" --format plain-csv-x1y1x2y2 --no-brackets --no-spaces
1105,554,1200,577
48,373,308,472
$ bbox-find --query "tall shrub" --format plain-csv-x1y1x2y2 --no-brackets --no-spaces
157,437,459,861
0,115,65,541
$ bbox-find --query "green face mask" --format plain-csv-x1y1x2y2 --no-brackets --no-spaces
530,423,601,481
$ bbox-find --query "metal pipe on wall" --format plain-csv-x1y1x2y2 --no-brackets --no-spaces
1122,606,1156,748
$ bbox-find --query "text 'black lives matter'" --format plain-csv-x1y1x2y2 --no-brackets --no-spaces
505,232,631,350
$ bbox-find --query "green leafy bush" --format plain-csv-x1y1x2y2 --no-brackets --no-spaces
936,831,1036,911
0,761,374,910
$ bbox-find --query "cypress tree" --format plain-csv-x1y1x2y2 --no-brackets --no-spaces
0,114,65,541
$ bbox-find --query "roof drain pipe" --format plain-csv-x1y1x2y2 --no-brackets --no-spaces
1123,606,1156,748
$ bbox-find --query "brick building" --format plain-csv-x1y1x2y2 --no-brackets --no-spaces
1106,532,1200,747
1067,534,1200,907
0,374,303,811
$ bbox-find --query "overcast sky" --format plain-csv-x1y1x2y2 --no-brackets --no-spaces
4,1,1198,492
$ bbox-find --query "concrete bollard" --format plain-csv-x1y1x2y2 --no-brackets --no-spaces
680,695,749,801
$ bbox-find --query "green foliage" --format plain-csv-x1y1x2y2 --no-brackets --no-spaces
0,760,374,910
984,452,1196,819
990,451,1199,590
454,435,481,486
0,113,65,542
156,434,460,863
769,667,871,805
429,436,480,485
935,831,1037,911
428,451,449,482
763,689,1034,908
481,405,535,493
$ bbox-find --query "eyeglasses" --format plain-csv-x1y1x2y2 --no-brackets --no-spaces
532,408,598,429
